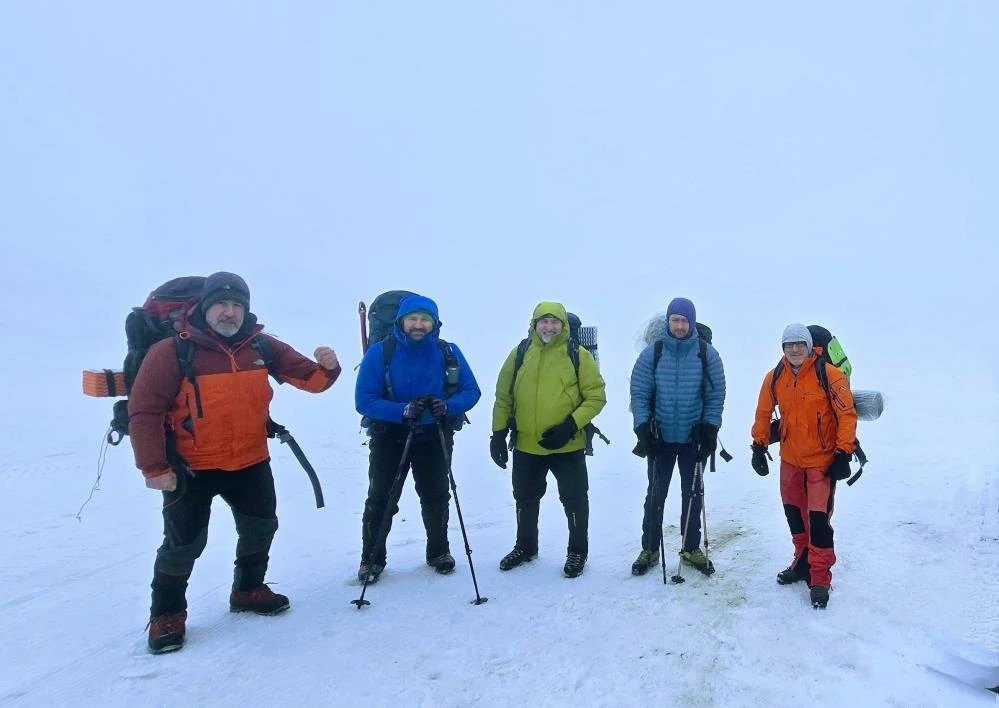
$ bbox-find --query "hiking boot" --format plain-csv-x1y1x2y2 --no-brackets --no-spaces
229,585,290,615
147,611,187,654
810,585,830,609
680,548,716,575
563,552,587,578
427,553,456,575
776,566,809,585
631,549,660,576
499,547,537,571
357,562,385,584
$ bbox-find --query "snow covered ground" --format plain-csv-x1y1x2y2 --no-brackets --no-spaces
2,3,998,707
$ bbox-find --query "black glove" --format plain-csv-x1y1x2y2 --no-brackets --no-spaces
690,421,718,463
632,424,654,458
751,443,770,477
427,396,448,418
402,398,426,423
826,450,852,480
490,430,509,469
539,416,578,450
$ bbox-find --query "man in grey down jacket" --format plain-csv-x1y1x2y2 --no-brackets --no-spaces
629,297,726,576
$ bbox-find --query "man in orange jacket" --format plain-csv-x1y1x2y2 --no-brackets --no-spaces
128,272,341,653
750,323,857,609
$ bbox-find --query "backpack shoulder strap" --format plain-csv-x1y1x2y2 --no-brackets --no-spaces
251,334,281,383
698,337,713,391
438,339,460,398
770,360,785,405
174,335,203,418
568,337,580,381
380,335,397,400
509,338,531,396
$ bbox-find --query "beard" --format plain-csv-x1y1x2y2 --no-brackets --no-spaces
539,332,554,343
211,319,241,337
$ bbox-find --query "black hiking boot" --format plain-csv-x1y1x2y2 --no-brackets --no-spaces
777,566,809,585
563,552,587,578
357,562,385,584
810,585,829,609
631,549,660,576
147,611,187,654
427,553,456,574
229,585,290,615
499,547,537,571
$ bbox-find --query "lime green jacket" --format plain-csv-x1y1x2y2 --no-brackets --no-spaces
492,302,607,455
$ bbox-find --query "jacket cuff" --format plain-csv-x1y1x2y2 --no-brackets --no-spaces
142,466,172,479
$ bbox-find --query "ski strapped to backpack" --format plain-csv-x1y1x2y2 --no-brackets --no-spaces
768,352,869,487
648,322,731,470
505,324,610,454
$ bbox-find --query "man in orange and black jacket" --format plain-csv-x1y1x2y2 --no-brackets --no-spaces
751,323,857,609
128,271,340,653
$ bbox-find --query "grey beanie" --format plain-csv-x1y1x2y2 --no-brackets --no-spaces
781,323,813,351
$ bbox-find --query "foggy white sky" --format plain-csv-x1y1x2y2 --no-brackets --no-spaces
1,3,995,452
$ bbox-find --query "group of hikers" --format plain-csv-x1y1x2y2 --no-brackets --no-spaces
124,272,857,654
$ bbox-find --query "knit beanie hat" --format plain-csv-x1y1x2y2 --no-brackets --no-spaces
201,272,250,313
781,323,813,350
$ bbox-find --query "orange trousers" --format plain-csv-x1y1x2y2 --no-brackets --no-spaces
779,460,837,588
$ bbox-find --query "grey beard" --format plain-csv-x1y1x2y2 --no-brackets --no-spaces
539,333,554,343
212,321,240,337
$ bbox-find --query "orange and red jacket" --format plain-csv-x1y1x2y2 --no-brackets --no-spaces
128,322,339,476
751,354,857,469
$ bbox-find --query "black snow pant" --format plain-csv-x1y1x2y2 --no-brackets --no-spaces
150,460,278,616
361,425,453,566
511,449,589,556
641,443,702,553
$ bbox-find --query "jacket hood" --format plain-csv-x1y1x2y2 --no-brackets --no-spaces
529,301,569,347
396,294,440,330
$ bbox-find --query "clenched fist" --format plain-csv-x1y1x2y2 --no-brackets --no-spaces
314,346,339,370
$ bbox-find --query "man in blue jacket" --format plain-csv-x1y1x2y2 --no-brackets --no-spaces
629,297,726,576
355,294,481,583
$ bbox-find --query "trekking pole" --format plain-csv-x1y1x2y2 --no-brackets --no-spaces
699,463,711,571
434,417,488,606
650,456,668,584
670,461,701,585
352,424,415,609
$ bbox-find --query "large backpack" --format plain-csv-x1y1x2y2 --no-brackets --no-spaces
768,324,869,484
361,290,466,430
506,312,609,454
101,276,278,445
806,325,851,380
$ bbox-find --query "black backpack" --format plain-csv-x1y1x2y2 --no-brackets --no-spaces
362,291,466,430
108,276,278,445
507,312,608,454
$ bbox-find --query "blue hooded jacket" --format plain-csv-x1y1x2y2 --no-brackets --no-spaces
355,294,481,425
629,323,726,443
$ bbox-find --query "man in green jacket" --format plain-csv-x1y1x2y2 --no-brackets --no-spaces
490,302,607,578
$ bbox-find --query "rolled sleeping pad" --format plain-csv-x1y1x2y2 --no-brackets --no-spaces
852,390,884,421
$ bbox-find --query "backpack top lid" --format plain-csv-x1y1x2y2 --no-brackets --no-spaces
807,325,833,352
142,276,206,324
367,290,416,346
